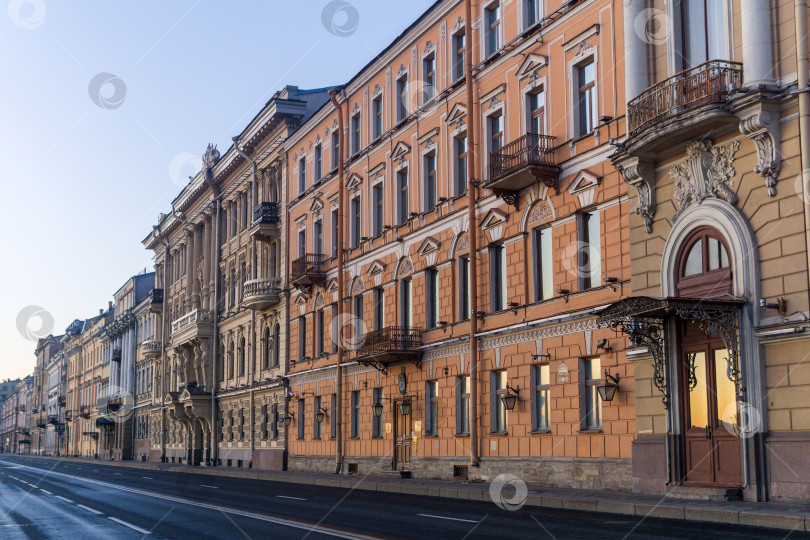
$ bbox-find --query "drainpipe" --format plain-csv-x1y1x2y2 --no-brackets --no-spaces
204,166,222,466
154,229,170,462
796,0,810,298
464,0,480,469
329,88,345,475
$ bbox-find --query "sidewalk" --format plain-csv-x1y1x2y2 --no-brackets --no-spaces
8,454,810,533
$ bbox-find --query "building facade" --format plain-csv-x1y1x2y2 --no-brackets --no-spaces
133,288,160,462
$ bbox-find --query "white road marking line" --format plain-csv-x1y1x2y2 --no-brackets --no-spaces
113,473,122,475
200,484,219,489
77,504,104,515
108,517,152,535
276,495,307,501
39,489,53,495
9,476,21,481
417,514,480,524
141,476,153,479
55,495,74,503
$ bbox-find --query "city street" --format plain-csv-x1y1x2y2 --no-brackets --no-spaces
0,456,800,539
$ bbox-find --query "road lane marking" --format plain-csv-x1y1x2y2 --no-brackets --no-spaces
55,496,74,503
77,504,104,515
417,514,480,524
39,489,53,495
108,517,152,535
276,495,307,501
113,473,122,475
200,485,219,489
141,476,153,479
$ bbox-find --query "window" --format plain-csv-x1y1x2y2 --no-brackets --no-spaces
488,112,503,156
525,0,540,28
396,76,408,122
372,183,384,237
680,0,729,68
372,387,383,438
453,31,465,82
350,391,360,438
528,88,545,134
457,375,470,434
315,309,325,357
298,316,307,362
578,210,601,290
351,197,361,248
489,244,507,312
330,394,337,439
577,61,597,136
331,208,339,258
271,403,279,439
272,324,280,368
238,337,246,376
491,370,507,433
454,135,467,197
400,277,412,327
239,409,245,440
531,363,550,431
331,130,340,171
261,404,269,440
297,399,305,440
353,294,364,325
314,220,323,255
425,268,439,329
485,2,501,57
351,113,361,155
298,157,306,194
313,396,322,440
314,145,322,182
677,227,732,297
396,168,409,224
458,255,470,321
422,55,435,103
581,357,602,429
373,287,384,331
372,96,383,139
425,381,438,436
298,229,306,258
331,304,339,353
533,226,553,301
423,152,436,212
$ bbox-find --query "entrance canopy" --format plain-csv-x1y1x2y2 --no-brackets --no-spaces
597,296,744,405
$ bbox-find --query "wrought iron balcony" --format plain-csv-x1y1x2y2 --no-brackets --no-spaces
250,201,281,241
141,339,163,358
150,288,163,314
242,277,282,310
291,254,327,287
487,134,559,201
80,405,91,419
627,60,743,136
354,326,422,373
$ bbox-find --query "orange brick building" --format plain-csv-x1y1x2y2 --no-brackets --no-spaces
286,0,634,489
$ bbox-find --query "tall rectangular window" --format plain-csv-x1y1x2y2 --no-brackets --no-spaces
330,394,337,439
525,0,540,28
373,287,384,331
298,157,306,194
314,145,322,182
425,381,438,436
453,31,465,82
425,268,439,329
681,0,729,68
298,316,307,362
372,183,384,237
298,229,306,258
297,398,305,440
459,255,470,321
351,390,360,438
578,210,601,289
351,113,361,155
581,357,602,429
331,208,338,258
454,135,467,197
331,130,340,171
488,113,504,154
422,55,435,103
533,226,553,301
531,363,550,431
489,244,507,312
331,304,338,353
485,2,501,57
313,396,322,440
271,403,279,440
397,169,409,224
315,309,324,357
372,95,383,139
528,88,545,134
396,76,408,122
577,61,597,137
491,370,507,433
314,220,323,255
424,152,436,212
457,375,470,434
372,387,383,438
353,294,364,325
351,197,361,248
400,278,412,327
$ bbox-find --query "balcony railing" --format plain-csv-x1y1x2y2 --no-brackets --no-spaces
487,134,559,195
291,254,327,287
627,59,743,135
150,288,163,313
242,277,283,310
253,202,280,225
356,326,422,359
141,339,163,358
111,348,122,363
171,308,213,336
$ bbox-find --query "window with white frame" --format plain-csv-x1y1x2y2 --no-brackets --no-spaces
425,380,438,436
396,168,409,224
578,209,601,289
314,144,322,182
453,30,465,82
528,87,545,135
491,370,507,433
373,287,384,331
400,277,412,327
454,134,467,197
372,95,383,139
372,182,384,237
525,0,541,28
531,362,550,431
485,2,501,57
456,375,470,434
679,0,729,68
423,151,437,212
331,130,340,171
350,196,361,248
576,60,597,137
422,54,436,103
351,113,361,155
581,357,602,429
489,244,507,311
314,220,323,255
425,267,439,329
532,226,553,301
330,208,338,258
396,75,408,122
298,156,306,194
458,255,470,321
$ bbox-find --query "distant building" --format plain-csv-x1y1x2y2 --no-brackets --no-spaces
0,378,22,403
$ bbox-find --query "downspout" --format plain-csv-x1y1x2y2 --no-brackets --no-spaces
796,0,810,297
154,228,170,462
204,166,222,466
329,88,345,475
464,0,480,469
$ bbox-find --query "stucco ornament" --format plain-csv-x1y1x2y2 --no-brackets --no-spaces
671,140,740,222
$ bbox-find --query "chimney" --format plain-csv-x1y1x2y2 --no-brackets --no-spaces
99,309,103,315
108,301,113,311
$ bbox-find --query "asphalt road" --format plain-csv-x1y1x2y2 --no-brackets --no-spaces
0,456,802,539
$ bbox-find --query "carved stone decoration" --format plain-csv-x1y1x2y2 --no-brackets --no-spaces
528,201,552,224
618,158,656,233
202,144,220,169
739,109,781,196
456,232,470,252
196,256,205,287
396,258,413,278
670,140,740,222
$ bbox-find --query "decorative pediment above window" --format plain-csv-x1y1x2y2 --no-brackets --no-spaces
392,141,411,164
350,277,365,295
567,170,601,207
351,103,361,116
516,54,548,80
299,147,306,158
315,134,322,145
294,294,307,307
346,173,363,192
395,257,414,279
446,103,467,130
397,63,407,77
480,208,508,230
326,279,338,293
309,198,324,217
424,40,436,54
369,162,385,182
418,128,439,150
313,294,325,309
452,16,464,35
481,84,506,112
367,260,386,276
417,236,441,267
372,84,383,98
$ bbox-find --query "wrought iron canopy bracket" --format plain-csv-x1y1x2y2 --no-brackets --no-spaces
490,188,520,210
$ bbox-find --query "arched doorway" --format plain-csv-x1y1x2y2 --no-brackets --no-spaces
676,227,741,486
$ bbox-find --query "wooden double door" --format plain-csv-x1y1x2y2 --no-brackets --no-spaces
393,400,411,470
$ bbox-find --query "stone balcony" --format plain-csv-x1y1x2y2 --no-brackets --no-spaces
149,288,163,314
170,308,214,348
242,277,282,310
141,339,163,359
249,201,281,241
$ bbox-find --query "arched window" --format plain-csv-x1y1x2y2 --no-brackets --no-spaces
676,226,732,298
238,337,246,376
273,324,281,368
263,327,271,369
228,340,235,379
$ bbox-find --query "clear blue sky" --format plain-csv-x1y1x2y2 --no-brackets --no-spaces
0,0,436,381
